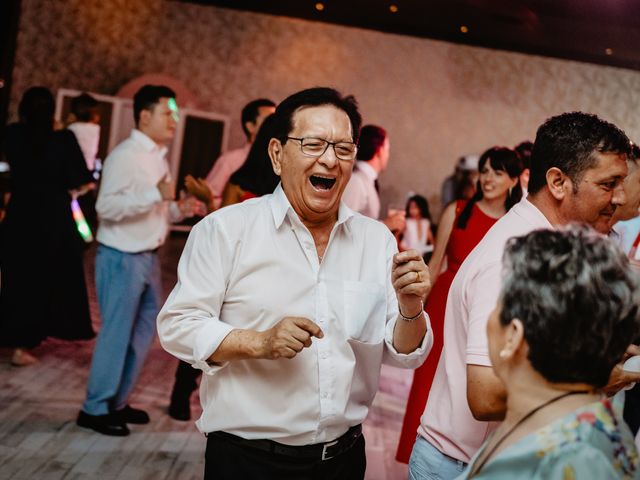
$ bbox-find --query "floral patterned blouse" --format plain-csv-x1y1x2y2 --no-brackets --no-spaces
457,398,640,479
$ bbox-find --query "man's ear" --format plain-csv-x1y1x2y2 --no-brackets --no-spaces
139,109,151,128
546,167,570,200
245,121,257,140
268,138,283,176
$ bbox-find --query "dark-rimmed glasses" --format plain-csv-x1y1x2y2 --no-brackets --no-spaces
285,137,358,161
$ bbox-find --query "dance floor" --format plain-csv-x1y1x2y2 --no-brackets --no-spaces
0,234,412,479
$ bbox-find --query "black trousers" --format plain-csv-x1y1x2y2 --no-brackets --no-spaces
204,432,366,480
170,360,201,402
624,383,640,435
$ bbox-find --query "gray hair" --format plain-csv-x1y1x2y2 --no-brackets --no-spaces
500,224,640,387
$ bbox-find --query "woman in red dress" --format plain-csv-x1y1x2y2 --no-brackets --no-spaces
396,146,524,463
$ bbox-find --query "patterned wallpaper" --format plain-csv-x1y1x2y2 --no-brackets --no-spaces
11,0,640,214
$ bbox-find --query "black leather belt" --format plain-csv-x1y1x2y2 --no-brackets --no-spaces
209,425,362,461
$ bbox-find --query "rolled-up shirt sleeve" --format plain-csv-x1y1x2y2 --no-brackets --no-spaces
381,235,433,368
157,216,239,375
383,314,433,368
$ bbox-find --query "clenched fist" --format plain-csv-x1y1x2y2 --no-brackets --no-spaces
392,249,431,317
257,317,324,359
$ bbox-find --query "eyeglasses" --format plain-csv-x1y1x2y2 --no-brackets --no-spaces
285,137,358,161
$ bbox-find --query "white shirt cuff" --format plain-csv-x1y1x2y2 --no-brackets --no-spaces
192,320,235,375
144,186,163,205
382,313,433,368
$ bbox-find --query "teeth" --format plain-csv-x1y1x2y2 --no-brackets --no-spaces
309,175,336,191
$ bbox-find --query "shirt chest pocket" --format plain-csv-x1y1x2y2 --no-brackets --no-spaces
343,280,387,344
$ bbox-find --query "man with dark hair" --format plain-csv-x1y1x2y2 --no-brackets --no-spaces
67,92,102,232
77,85,197,436
343,125,388,219
610,143,640,437
70,93,99,122
342,124,405,232
409,111,640,479
514,140,533,196
158,87,432,478
611,144,640,240
204,98,275,209
68,93,100,172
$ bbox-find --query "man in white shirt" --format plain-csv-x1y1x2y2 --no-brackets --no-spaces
77,85,196,436
343,124,405,233
611,144,640,254
157,87,433,479
204,98,275,209
409,112,640,479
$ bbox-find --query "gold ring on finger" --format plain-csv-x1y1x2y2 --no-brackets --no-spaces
416,271,422,282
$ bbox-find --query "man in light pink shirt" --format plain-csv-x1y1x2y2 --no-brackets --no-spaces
205,98,275,209
409,112,640,479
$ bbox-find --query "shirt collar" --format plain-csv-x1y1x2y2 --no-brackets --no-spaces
355,161,378,181
269,183,355,233
130,129,168,156
609,227,620,240
516,196,554,228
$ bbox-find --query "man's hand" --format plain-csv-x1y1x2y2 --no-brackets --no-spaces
185,175,214,210
176,196,202,218
602,344,640,395
256,317,324,359
157,176,176,201
392,249,431,317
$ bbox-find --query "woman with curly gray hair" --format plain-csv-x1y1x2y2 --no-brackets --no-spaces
461,225,640,479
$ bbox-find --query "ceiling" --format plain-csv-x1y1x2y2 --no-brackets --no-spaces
178,0,640,71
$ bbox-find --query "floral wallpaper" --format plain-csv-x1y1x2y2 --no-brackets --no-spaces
11,0,640,213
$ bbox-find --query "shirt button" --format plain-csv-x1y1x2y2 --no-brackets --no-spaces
321,392,329,399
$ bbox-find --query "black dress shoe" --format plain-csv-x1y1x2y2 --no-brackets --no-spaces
168,396,191,421
76,411,130,436
114,405,150,424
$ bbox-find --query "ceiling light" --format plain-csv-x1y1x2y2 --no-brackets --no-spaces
315,2,324,11
605,48,613,55
389,4,398,13
460,25,469,33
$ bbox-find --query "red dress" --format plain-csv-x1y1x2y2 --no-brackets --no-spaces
395,200,499,463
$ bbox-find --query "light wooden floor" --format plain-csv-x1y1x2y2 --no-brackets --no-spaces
0,235,413,479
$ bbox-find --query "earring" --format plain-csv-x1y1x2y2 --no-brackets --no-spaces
499,350,509,359
508,185,513,196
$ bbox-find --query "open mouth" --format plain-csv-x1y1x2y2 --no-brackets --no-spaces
309,175,336,191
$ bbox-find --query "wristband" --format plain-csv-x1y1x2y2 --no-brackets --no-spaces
399,301,424,322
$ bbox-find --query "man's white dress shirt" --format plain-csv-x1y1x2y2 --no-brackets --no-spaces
205,144,251,209
342,161,381,219
157,184,432,445
612,216,640,257
96,129,182,253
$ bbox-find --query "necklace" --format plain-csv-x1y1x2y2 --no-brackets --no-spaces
467,390,591,478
